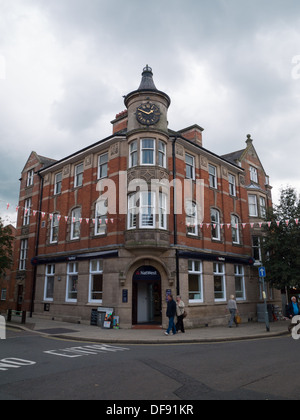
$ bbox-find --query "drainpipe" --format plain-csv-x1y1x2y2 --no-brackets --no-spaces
172,136,180,296
30,173,44,317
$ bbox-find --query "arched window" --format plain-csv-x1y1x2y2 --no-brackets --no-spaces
231,215,240,244
71,208,81,240
50,213,60,244
95,200,107,236
186,201,198,236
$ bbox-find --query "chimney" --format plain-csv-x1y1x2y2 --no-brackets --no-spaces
111,110,128,134
178,124,204,147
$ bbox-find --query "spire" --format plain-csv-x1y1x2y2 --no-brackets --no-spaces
138,65,157,91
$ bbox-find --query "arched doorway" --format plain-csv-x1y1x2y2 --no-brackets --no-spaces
132,266,162,325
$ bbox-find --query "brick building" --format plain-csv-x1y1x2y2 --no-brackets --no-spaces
0,224,16,313
10,66,280,327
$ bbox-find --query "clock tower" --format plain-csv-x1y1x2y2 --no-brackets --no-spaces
124,65,171,136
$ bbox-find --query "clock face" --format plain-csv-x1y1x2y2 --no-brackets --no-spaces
136,102,161,126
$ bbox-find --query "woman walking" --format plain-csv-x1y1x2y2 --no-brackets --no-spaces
176,296,185,333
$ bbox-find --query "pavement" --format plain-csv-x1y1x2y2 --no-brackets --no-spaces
5,314,290,344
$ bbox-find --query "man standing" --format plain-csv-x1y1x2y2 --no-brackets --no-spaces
165,294,177,336
227,295,239,328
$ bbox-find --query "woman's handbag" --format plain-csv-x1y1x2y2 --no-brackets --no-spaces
235,315,241,324
183,311,187,319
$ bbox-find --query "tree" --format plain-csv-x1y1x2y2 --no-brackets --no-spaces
263,187,300,289
0,218,14,277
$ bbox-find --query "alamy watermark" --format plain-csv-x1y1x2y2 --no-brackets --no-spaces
95,172,205,224
0,316,6,340
291,316,300,340
291,55,300,80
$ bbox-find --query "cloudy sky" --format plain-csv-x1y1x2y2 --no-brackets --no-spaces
1,0,300,225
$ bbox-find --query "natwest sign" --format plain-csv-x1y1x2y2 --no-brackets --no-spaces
133,266,161,281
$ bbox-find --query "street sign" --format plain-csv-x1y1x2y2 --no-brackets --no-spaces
259,266,266,278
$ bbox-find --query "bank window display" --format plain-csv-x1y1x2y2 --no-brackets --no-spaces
141,139,155,165
188,260,203,303
235,265,245,300
66,262,78,302
44,264,55,301
214,263,226,301
89,260,103,303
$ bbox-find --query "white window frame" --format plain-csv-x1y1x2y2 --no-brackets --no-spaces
23,198,31,226
74,163,84,188
27,170,34,187
211,208,221,241
188,260,203,303
185,153,195,180
66,262,78,303
250,166,258,183
141,138,155,166
209,164,217,189
231,215,240,245
159,192,167,230
54,172,62,195
186,201,198,236
89,260,103,303
249,195,258,217
98,153,108,180
235,265,246,301
19,239,28,271
228,173,236,197
259,196,267,218
129,141,138,168
140,191,155,228
214,262,226,302
71,208,81,240
127,193,138,230
158,141,166,168
95,200,107,236
50,214,60,244
44,264,55,302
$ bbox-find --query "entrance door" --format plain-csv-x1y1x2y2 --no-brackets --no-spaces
132,266,162,325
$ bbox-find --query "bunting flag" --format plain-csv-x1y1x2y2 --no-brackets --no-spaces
1,199,300,230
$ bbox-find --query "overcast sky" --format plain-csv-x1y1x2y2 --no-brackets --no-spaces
1,0,300,225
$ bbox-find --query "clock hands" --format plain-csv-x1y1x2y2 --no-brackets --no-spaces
137,108,154,115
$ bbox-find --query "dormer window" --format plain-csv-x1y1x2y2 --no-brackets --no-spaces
250,166,258,183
